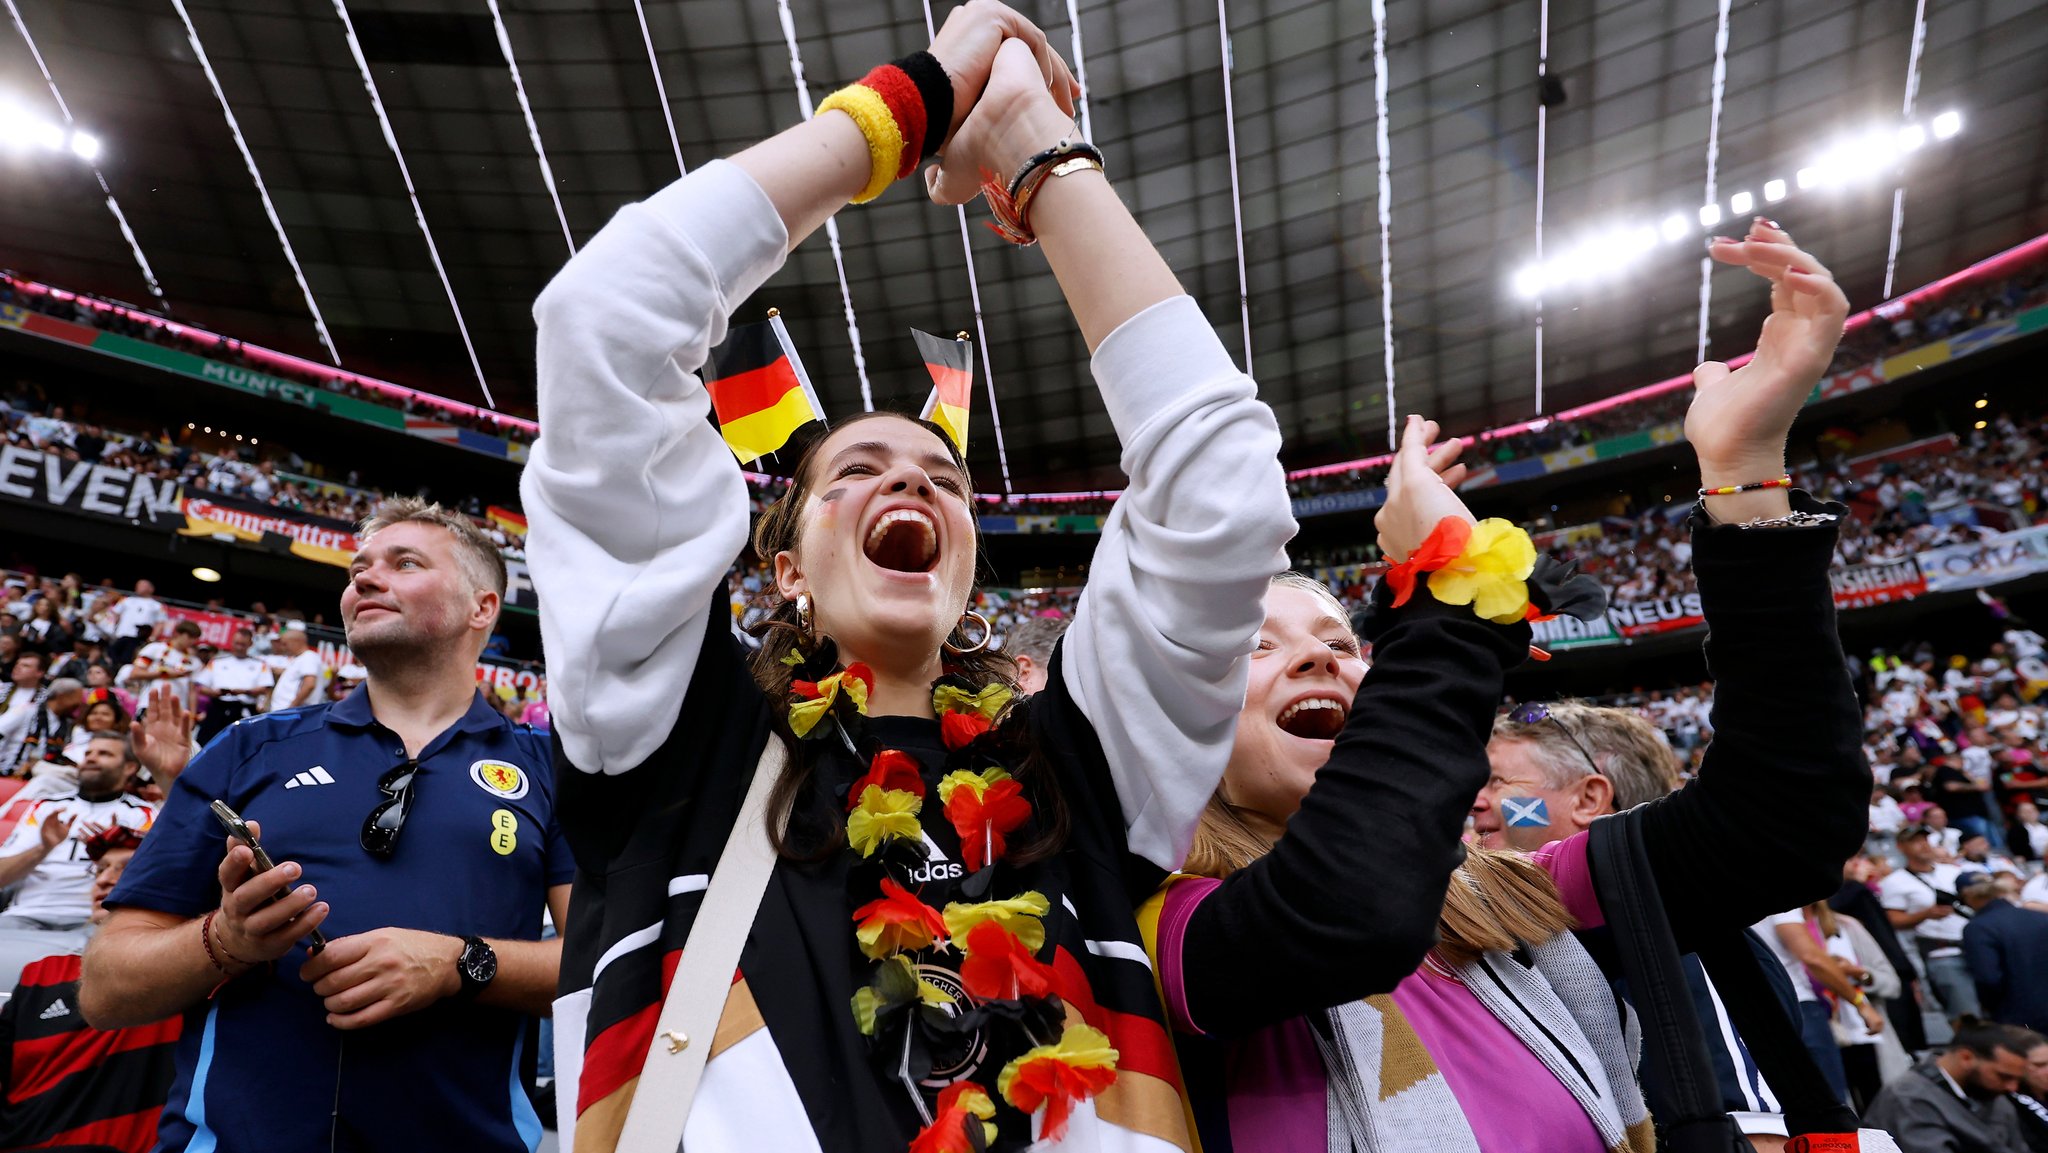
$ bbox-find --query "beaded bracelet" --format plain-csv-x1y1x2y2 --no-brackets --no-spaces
1698,475,1791,498
816,52,954,204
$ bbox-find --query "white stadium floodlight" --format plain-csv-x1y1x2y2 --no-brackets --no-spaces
68,131,100,162
1698,203,1722,227
1729,190,1754,216
1932,110,1962,139
1796,166,1822,190
1662,213,1691,242
1512,265,1544,299
1897,124,1926,152
1764,179,1787,203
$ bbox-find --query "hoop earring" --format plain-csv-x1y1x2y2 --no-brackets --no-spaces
795,593,815,645
943,609,992,655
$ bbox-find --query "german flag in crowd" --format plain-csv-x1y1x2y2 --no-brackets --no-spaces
485,506,527,539
913,328,973,454
705,312,824,464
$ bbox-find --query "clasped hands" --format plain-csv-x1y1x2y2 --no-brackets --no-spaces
920,1,1082,209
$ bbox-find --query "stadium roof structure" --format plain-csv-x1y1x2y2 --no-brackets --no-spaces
2,0,2045,490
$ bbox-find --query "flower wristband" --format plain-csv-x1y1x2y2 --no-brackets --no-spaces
1383,516,1539,624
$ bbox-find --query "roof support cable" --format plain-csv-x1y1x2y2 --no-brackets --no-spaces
1883,0,1932,299
1216,0,1254,375
4,0,168,308
485,0,576,256
1370,0,1397,448
631,0,687,177
916,0,1015,497
1696,0,1732,365
770,0,876,414
330,0,495,406
169,0,340,363
1532,0,1550,415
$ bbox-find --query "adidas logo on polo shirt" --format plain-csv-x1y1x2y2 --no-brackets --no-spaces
39,998,69,1020
284,767,338,789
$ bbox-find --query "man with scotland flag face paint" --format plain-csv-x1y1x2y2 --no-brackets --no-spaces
1474,699,1818,1140
1472,700,1678,853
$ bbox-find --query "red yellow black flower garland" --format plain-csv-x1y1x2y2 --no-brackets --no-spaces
784,660,1121,1150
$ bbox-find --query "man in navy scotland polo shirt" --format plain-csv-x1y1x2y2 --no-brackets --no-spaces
81,498,572,1152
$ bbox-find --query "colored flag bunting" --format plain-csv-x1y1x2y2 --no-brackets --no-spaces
913,328,973,455
705,312,824,464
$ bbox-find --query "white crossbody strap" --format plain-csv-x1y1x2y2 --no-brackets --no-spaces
616,735,788,1152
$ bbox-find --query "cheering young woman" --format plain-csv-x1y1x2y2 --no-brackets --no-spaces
523,7,1323,1151
1141,218,1873,1152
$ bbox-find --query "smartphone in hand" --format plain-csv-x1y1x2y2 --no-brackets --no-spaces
209,800,328,954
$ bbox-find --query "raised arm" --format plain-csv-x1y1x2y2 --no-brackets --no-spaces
521,3,1075,777
1612,221,1867,944
1170,599,1527,1036
937,41,1295,870
1149,423,1526,1036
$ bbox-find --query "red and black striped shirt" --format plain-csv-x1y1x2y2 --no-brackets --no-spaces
0,954,181,1152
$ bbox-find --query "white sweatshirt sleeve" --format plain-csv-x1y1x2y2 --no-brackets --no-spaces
1059,296,1295,871
520,161,790,775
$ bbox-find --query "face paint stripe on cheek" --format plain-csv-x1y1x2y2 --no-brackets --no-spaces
819,487,847,503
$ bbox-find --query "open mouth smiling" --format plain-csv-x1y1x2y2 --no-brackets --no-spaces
863,507,940,574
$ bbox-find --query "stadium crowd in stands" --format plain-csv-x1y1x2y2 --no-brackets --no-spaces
1,274,536,444
9,247,2045,527
1300,405,2048,613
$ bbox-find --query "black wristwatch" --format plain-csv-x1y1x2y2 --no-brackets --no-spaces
454,935,497,1001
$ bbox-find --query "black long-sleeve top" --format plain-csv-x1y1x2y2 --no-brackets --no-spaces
1626,495,1871,951
1168,494,1869,1039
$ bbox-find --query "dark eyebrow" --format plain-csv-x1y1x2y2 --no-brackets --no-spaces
826,441,892,469
350,543,428,569
827,441,965,482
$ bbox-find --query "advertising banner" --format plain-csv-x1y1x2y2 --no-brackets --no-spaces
1606,593,1707,639
177,493,360,568
1830,558,1928,609
976,513,1110,535
1530,613,1623,651
0,444,181,526
1290,488,1386,519
162,606,254,648
1916,525,2048,593
503,558,538,612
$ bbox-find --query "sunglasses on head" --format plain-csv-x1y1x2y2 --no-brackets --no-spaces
1508,701,1602,778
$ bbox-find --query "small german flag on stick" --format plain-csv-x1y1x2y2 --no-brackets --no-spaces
913,328,973,454
705,310,824,464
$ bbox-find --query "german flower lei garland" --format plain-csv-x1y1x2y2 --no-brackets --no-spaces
784,649,1118,1152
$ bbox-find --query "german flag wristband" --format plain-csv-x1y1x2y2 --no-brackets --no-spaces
818,52,954,204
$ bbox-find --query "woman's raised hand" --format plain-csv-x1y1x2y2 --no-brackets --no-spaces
1375,415,1475,563
1686,219,1850,492
926,1,1077,155
927,36,1078,207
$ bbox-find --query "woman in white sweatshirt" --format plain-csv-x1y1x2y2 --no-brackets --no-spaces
519,8,1323,1152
